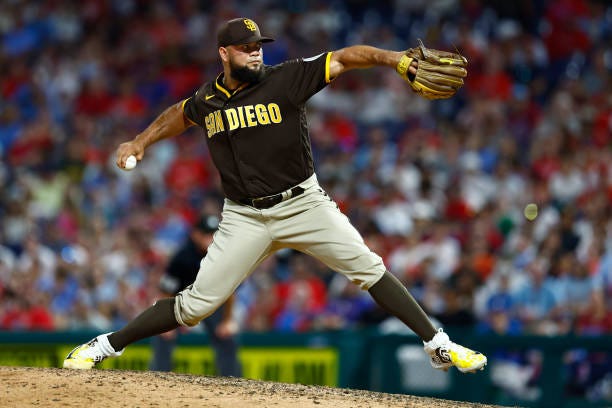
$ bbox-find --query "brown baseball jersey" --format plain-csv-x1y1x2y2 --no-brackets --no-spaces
182,52,332,202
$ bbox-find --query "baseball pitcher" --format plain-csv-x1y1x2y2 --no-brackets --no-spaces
64,18,486,374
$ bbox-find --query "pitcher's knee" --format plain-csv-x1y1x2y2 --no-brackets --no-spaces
174,290,224,327
340,258,386,290
347,268,385,290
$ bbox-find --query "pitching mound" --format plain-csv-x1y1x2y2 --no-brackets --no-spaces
1,366,502,407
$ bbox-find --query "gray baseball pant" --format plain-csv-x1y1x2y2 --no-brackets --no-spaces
174,174,386,327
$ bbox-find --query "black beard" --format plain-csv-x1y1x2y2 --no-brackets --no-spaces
230,61,263,84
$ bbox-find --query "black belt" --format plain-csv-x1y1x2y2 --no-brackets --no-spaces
239,186,305,209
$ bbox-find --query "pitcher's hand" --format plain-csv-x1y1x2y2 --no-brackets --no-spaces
116,140,145,169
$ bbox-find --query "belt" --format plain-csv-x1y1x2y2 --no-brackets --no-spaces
239,186,305,209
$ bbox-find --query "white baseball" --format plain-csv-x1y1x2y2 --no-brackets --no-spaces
124,155,137,170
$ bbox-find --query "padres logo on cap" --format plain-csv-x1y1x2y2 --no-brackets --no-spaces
244,19,257,31
217,17,275,47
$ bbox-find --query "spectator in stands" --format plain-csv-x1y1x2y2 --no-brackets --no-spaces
515,257,559,335
0,1,610,347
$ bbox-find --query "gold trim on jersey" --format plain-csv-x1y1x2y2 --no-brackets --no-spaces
215,74,249,98
325,52,332,83
181,98,198,126
215,76,232,98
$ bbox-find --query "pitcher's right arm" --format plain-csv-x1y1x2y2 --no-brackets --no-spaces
116,101,194,169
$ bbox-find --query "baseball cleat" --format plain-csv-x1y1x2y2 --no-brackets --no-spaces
63,333,123,369
424,329,487,373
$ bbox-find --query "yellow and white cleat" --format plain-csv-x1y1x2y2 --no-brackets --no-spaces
63,333,123,369
424,329,487,373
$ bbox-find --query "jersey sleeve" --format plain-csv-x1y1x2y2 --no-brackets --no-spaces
282,52,332,105
181,90,204,127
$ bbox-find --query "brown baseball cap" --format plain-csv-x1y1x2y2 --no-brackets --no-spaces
217,18,274,47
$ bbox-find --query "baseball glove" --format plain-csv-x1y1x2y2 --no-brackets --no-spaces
396,39,468,100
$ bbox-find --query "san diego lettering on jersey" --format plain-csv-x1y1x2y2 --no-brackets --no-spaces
204,103,282,138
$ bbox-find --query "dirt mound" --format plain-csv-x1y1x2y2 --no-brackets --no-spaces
0,366,502,407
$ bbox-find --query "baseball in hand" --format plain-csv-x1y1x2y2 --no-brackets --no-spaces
124,155,137,171
524,203,538,221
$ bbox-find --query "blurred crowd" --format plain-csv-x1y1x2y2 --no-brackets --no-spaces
0,0,611,351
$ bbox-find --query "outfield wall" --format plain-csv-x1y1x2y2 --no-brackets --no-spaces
0,329,610,408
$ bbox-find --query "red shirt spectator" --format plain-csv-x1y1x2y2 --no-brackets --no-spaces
543,0,590,61
75,79,115,117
